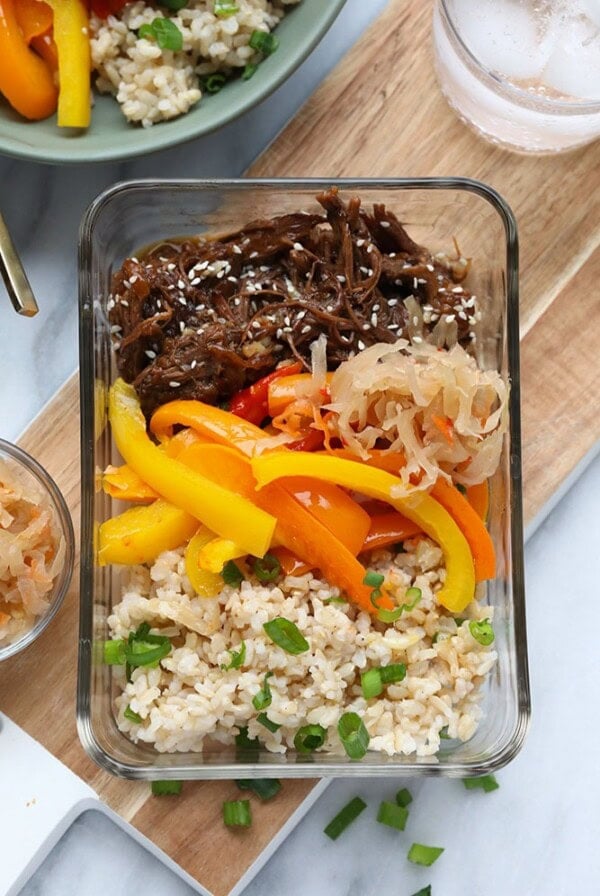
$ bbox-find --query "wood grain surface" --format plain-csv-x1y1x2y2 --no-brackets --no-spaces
3,1,599,893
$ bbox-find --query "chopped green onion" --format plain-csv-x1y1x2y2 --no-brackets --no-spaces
124,705,142,724
469,619,495,646
221,641,246,670
361,663,406,698
263,617,309,654
223,799,252,827
361,668,383,699
242,62,258,80
151,780,182,796
236,778,281,801
235,726,260,756
431,632,441,644
380,664,407,684
256,712,281,733
407,843,445,866
252,672,273,711
377,800,409,831
204,73,227,93
456,483,467,495
138,18,183,52
463,774,499,792
249,29,279,56
454,617,466,627
159,0,188,10
103,639,126,665
214,0,238,17
363,570,385,589
323,595,347,605
338,712,370,760
410,887,432,896
376,587,421,624
253,553,281,584
125,637,171,668
323,796,367,840
395,787,412,808
222,560,244,587
439,726,451,740
294,724,326,753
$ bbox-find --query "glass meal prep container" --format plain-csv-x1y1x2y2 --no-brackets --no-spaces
78,178,530,780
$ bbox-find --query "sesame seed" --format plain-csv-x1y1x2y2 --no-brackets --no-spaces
458,310,467,320
179,321,185,332
283,326,292,334
445,314,455,323
110,325,122,334
120,300,129,308
107,298,115,311
418,278,427,285
217,271,225,279
198,261,209,270
413,316,419,326
326,305,334,313
380,221,390,228
252,321,261,329
367,245,373,253
388,298,398,306
413,277,419,289
356,239,365,247
336,275,346,283
169,381,181,388
371,313,378,326
388,323,399,330
167,263,176,272
227,276,238,284
130,275,138,284
177,279,185,289
191,277,201,286
426,264,434,272
362,323,371,331
389,252,396,258
233,245,242,254
145,350,156,359
276,328,283,339
250,251,258,259
357,339,366,350
195,304,205,312
297,310,306,320
360,267,368,275
412,335,423,344
191,360,197,369
284,316,291,326
233,298,241,306
178,296,187,306
293,242,304,251
301,324,311,334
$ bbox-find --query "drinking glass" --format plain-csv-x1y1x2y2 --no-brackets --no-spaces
433,0,600,153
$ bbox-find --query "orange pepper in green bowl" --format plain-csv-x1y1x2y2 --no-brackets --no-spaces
0,0,57,120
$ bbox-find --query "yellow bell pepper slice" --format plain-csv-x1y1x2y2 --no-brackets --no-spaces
177,441,393,616
197,537,245,574
98,499,198,566
251,452,476,614
109,379,276,558
45,0,90,127
102,464,158,504
184,527,226,597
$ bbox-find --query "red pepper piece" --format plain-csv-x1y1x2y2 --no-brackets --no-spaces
229,362,302,425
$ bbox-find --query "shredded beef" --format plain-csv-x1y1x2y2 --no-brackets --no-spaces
108,187,475,418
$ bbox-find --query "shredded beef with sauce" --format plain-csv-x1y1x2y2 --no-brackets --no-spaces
109,187,476,418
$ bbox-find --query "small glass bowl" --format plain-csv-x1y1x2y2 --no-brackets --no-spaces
0,439,75,661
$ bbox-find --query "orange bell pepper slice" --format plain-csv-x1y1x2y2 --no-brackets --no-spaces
150,400,370,552
15,0,53,41
267,373,333,418
466,480,489,521
176,442,393,616
430,478,495,582
361,512,422,552
0,0,57,120
252,452,476,614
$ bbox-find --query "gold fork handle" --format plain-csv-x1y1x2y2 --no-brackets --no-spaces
0,211,38,317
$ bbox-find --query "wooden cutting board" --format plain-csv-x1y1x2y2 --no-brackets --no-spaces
2,1,599,894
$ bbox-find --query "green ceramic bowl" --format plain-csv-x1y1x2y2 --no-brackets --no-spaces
0,0,345,164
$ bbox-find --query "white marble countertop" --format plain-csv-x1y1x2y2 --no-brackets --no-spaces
3,1,600,894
